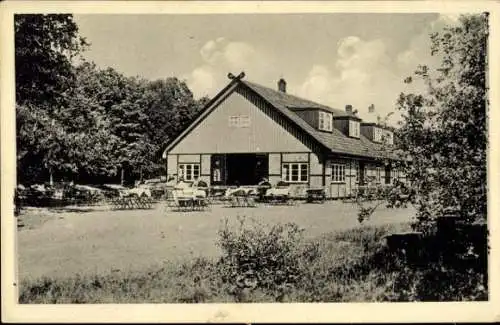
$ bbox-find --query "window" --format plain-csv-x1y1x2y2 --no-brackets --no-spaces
374,127,383,143
391,168,398,182
228,115,251,128
354,162,360,183
383,130,394,145
376,167,381,183
318,111,333,132
282,163,308,183
178,163,200,181
374,128,394,145
331,164,346,183
349,120,360,138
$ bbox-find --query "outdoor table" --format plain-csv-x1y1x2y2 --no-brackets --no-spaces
228,194,257,208
306,188,326,203
264,187,293,205
170,188,209,211
225,187,258,208
354,184,383,202
110,195,153,210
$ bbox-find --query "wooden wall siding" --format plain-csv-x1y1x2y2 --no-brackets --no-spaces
311,111,319,129
268,153,281,175
329,183,347,198
324,159,332,190
237,87,324,155
309,153,323,175
169,91,311,154
326,158,355,198
201,154,211,175
309,175,323,188
325,158,390,197
346,160,355,197
360,125,374,141
178,154,201,163
345,160,354,196
289,184,308,198
282,153,309,162
167,154,177,176
292,110,318,129
268,175,282,186
333,119,349,136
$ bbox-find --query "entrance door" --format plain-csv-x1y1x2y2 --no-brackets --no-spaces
226,153,269,186
385,165,391,184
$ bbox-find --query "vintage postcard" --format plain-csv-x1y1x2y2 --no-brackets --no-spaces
1,0,499,323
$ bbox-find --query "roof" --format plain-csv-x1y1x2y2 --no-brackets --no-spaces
163,76,400,161
240,80,397,160
242,80,352,117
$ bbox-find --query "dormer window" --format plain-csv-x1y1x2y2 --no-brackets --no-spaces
361,123,394,145
374,127,383,143
373,127,394,145
349,120,360,138
318,111,333,132
383,130,394,145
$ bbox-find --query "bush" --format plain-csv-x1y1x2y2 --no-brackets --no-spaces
216,217,320,300
19,221,487,303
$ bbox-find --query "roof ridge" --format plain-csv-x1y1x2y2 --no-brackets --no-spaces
242,80,348,116
240,79,396,159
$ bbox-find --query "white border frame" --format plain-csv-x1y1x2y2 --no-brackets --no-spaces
1,1,499,323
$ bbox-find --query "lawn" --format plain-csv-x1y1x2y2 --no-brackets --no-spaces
17,200,416,282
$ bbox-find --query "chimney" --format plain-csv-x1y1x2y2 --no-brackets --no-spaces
345,104,353,114
278,78,287,93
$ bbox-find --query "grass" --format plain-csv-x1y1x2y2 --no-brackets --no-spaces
17,201,415,280
18,205,486,303
18,221,432,303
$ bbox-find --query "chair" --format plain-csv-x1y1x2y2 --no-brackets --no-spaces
306,187,326,203
265,187,292,205
171,190,192,211
224,187,257,208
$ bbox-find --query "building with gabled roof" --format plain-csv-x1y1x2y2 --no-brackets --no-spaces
162,72,405,198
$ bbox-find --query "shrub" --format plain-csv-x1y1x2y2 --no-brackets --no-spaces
19,221,486,303
216,216,320,300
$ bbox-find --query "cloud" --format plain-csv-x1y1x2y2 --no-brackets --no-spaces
299,36,400,124
396,13,458,75
299,65,336,104
298,14,458,126
185,14,462,126
186,38,276,97
187,66,217,97
435,13,461,26
336,36,390,71
199,37,226,65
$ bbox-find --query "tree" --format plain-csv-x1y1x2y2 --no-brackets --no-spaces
395,13,488,231
15,14,90,184
15,14,88,108
142,78,205,167
15,14,207,185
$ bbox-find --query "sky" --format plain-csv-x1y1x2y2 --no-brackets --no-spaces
73,13,461,124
